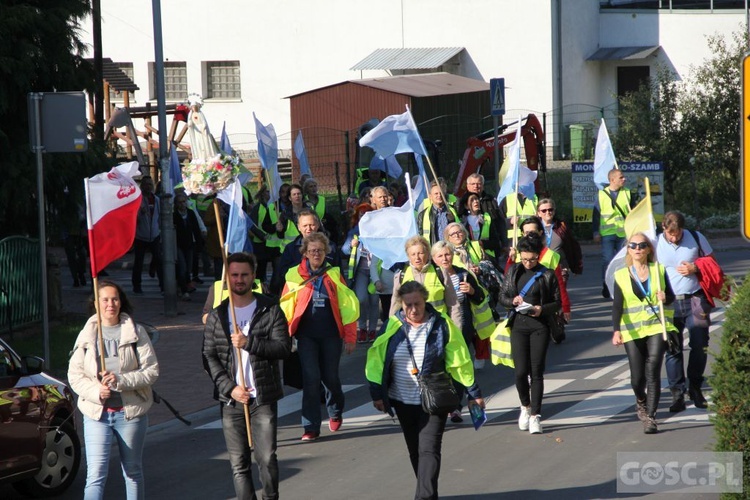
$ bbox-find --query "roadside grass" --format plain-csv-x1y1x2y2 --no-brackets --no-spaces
2,313,86,379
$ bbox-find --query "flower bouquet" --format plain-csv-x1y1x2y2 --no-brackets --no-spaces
181,153,246,196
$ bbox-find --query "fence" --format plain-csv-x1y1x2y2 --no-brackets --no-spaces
0,236,43,335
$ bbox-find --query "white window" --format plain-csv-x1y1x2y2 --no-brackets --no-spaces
204,61,241,99
148,61,187,101
109,62,134,102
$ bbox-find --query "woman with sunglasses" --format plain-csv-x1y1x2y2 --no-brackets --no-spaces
499,234,561,434
612,233,676,434
281,233,360,441
536,198,583,284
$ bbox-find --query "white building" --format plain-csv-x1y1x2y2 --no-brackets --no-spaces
82,0,745,158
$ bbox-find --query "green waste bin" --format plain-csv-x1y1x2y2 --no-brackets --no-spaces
570,123,593,160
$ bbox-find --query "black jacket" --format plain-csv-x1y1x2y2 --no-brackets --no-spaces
202,294,291,405
499,263,561,323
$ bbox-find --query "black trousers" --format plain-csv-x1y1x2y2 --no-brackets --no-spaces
391,399,446,500
131,238,162,290
510,320,551,416
624,334,666,418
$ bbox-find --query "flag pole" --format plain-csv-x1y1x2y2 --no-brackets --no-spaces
84,177,107,372
213,200,253,449
641,177,666,342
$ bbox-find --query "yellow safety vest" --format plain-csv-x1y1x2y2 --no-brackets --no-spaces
470,291,496,340
264,203,283,250
598,188,631,238
419,205,459,242
365,312,475,389
489,317,514,368
402,265,447,315
310,195,326,220
279,266,360,327
451,241,483,268
504,194,538,239
280,219,300,252
614,264,676,342
212,279,263,308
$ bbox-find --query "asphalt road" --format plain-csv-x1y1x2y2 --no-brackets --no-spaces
2,248,747,499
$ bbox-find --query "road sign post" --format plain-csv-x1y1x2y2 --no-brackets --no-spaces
490,78,505,185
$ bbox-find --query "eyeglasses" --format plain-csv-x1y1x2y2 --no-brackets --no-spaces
521,257,539,263
307,248,326,254
628,242,649,250
448,231,463,238
539,208,555,213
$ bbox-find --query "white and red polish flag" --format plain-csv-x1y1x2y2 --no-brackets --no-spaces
84,161,142,277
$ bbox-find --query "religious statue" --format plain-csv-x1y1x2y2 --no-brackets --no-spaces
186,93,220,161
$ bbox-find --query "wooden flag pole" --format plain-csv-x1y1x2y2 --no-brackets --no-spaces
213,201,253,449
92,277,107,374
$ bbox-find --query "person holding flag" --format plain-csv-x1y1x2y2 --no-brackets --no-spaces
68,162,159,499
593,168,633,299
611,232,675,434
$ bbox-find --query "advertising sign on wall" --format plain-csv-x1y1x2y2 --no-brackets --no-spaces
572,162,665,223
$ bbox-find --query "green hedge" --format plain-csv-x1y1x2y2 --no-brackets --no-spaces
711,278,750,498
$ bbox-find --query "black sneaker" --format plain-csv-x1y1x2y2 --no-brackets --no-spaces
601,282,611,299
669,389,686,413
689,385,708,409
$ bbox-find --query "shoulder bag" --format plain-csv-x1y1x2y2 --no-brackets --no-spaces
403,331,459,415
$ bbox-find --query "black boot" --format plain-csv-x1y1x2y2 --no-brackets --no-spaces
669,388,686,413
689,383,708,409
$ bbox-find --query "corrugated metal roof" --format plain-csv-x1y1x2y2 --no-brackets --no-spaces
351,72,488,98
350,47,464,70
587,46,660,61
86,57,140,92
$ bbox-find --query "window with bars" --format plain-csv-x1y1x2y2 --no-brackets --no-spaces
109,62,134,102
205,61,241,99
148,61,187,101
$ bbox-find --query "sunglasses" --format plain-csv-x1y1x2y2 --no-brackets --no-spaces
539,208,555,213
628,242,649,250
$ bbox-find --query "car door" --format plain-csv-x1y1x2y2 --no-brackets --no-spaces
0,342,41,478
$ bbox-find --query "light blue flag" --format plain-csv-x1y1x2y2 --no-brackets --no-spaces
294,131,311,178
359,107,429,158
412,154,429,209
358,185,418,269
497,118,537,205
253,113,282,203
169,145,182,193
593,118,617,188
216,178,249,254
369,154,403,179
220,121,232,154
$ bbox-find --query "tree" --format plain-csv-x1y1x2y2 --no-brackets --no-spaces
0,0,107,239
614,28,747,217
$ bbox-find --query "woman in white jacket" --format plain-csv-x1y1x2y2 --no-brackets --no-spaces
68,281,159,500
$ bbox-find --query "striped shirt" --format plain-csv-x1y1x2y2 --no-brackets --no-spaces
388,320,432,405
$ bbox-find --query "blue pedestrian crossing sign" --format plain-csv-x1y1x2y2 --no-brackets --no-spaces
490,78,505,116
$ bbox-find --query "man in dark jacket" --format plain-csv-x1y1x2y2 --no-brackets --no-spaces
202,252,291,500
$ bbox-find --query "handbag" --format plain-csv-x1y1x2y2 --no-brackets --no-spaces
549,311,566,344
404,334,459,415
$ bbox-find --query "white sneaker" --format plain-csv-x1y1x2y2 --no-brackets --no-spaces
518,406,531,431
473,359,485,371
529,414,542,434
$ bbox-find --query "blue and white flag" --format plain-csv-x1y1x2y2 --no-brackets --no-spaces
169,144,183,194
593,118,617,188
217,178,250,254
294,131,311,178
220,121,232,155
253,113,283,204
359,172,418,269
359,107,429,158
496,117,537,205
369,154,403,179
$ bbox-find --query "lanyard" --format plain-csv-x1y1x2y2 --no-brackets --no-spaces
631,266,651,298
544,225,553,248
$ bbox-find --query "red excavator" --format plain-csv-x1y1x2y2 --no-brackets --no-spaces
453,113,546,197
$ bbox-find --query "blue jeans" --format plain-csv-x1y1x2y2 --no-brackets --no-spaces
665,295,712,390
297,335,344,432
221,402,279,500
601,234,625,281
83,411,148,500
